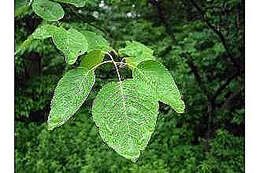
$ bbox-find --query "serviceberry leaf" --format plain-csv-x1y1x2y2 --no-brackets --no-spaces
133,60,185,113
54,0,85,7
32,25,88,65
80,50,105,70
119,41,156,67
52,28,88,64
82,31,111,52
32,24,59,40
92,79,159,162
32,0,64,21
48,67,95,130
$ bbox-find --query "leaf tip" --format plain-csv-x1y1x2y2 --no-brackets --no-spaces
47,125,54,131
130,157,139,163
172,100,185,114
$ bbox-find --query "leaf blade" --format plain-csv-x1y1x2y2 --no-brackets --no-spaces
52,28,88,64
32,24,59,40
133,60,185,113
31,25,88,64
54,0,85,7
80,50,104,70
32,0,64,21
119,41,156,67
82,31,111,52
48,67,95,130
92,79,159,162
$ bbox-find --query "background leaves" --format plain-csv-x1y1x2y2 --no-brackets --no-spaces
15,0,30,17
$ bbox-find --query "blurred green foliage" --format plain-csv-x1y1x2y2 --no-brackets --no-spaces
15,0,244,172
15,110,244,172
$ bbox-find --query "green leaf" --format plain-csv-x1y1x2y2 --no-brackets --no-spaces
92,79,159,162
82,31,111,52
119,41,156,67
52,28,88,64
15,0,30,17
32,24,59,40
80,50,105,70
31,25,88,64
54,0,85,7
32,0,64,21
133,60,185,113
48,68,95,130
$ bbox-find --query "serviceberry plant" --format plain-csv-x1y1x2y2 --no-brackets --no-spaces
16,0,185,162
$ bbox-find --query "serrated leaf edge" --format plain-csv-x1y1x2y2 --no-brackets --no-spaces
47,67,95,130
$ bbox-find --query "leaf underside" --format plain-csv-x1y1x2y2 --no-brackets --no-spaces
32,0,64,21
92,79,159,162
133,60,185,113
48,68,95,130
